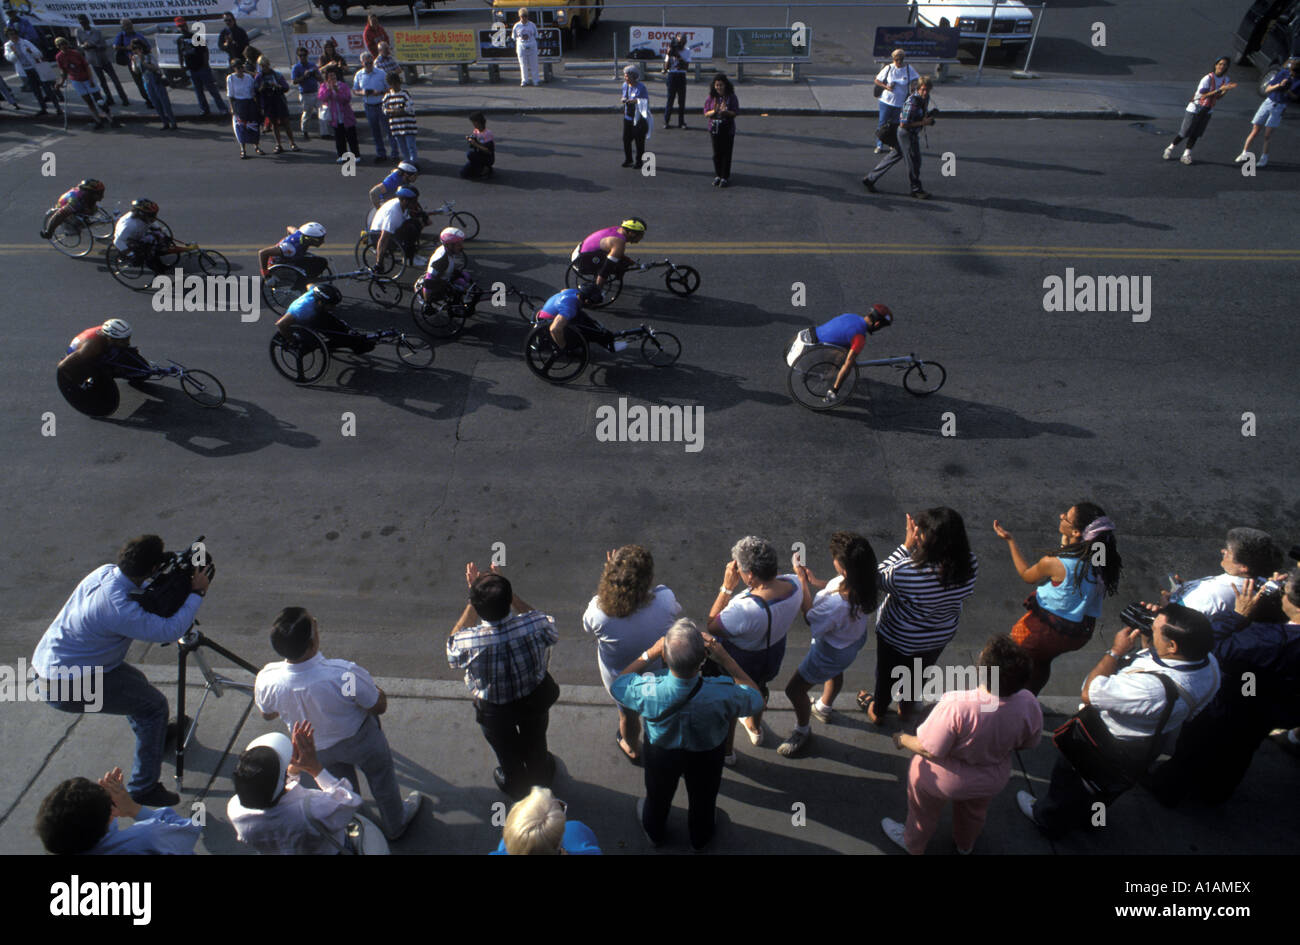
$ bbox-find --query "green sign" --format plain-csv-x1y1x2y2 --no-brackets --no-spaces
726,27,812,61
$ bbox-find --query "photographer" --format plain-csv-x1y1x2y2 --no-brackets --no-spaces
863,75,935,199
1150,567,1300,806
1017,602,1220,839
32,535,211,808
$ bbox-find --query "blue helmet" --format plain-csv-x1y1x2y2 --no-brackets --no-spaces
577,283,603,305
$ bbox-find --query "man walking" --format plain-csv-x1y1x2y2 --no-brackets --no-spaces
863,75,935,199
447,563,560,799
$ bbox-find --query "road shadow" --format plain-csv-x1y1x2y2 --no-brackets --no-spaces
940,194,1174,230
103,383,320,456
832,378,1096,440
317,356,529,422
585,358,791,412
602,290,809,330
958,154,1105,176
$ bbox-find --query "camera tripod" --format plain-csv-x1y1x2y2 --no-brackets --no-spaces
170,622,259,798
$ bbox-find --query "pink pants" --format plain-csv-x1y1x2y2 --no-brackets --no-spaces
903,769,993,855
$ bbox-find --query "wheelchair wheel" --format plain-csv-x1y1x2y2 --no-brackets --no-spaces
269,328,329,384
640,331,681,367
45,210,91,258
665,265,700,296
262,266,307,316
57,368,120,417
353,231,369,268
517,294,537,324
360,240,404,278
395,334,435,369
902,360,946,396
410,288,464,339
368,276,402,307
179,369,226,407
106,246,153,291
87,206,115,241
198,249,231,278
524,323,588,384
449,210,480,241
787,348,856,412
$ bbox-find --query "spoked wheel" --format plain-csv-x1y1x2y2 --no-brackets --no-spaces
517,295,537,324
664,265,700,296
640,331,681,367
269,328,330,384
198,249,230,277
368,276,402,307
353,231,370,268
86,206,115,241
410,289,464,339
902,360,946,396
105,246,153,290
395,334,435,369
563,263,582,289
45,210,92,257
57,369,120,417
449,210,480,241
524,323,589,383
360,240,404,278
262,267,307,316
179,369,227,407
787,349,856,412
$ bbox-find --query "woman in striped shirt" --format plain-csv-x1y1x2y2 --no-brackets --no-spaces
858,507,978,723
383,71,418,164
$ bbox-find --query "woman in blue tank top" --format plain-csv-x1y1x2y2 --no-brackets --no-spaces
991,502,1122,694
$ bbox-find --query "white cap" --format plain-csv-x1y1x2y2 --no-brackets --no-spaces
245,732,293,803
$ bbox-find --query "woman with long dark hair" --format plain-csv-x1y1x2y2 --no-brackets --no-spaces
992,502,1121,694
703,72,739,186
777,532,879,758
582,546,682,763
858,508,979,723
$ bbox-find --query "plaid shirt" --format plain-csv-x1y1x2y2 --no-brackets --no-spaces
447,610,558,704
900,91,928,130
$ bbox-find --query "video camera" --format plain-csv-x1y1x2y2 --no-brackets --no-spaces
130,536,215,617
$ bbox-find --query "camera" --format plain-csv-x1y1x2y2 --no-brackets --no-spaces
1119,602,1156,635
131,536,215,617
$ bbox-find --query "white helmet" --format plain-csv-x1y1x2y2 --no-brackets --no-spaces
397,161,418,175
101,318,132,339
299,222,327,242
439,227,465,246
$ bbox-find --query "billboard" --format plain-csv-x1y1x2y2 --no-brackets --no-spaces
627,26,714,60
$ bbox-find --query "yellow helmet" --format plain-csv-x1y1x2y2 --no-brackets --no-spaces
619,217,646,234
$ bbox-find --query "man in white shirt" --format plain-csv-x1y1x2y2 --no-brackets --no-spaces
228,723,376,855
1018,602,1220,838
255,607,421,841
1169,527,1282,619
4,26,59,115
371,187,427,268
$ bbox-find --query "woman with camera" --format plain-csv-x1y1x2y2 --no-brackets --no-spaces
992,502,1122,694
857,508,979,722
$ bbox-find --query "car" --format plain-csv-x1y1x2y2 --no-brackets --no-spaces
1232,0,1300,95
907,0,1035,62
311,0,449,26
490,1,603,45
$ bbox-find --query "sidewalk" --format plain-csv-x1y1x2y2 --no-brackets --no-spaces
0,68,1190,128
2,652,1296,854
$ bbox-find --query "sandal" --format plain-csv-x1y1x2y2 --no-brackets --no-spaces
274,144,283,154
254,147,265,155
289,144,300,152
615,731,640,764
239,152,247,160
857,691,884,725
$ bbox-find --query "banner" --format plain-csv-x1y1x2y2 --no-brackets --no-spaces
392,28,477,63
152,22,230,69
24,0,274,27
628,26,714,60
477,27,561,61
725,27,812,61
872,25,960,60
291,30,366,62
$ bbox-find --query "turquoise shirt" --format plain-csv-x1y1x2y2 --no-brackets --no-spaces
1035,557,1103,623
612,671,764,751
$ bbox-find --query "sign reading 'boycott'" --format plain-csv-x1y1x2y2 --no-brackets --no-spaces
726,27,811,61
872,25,960,60
628,26,715,59
393,29,478,64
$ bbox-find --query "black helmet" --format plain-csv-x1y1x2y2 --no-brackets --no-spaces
867,303,893,332
309,283,342,305
79,179,106,194
577,283,603,305
131,198,158,218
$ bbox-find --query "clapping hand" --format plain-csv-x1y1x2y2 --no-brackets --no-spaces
904,513,921,551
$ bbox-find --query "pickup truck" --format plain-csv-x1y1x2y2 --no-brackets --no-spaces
490,1,603,44
1232,0,1300,95
908,0,1034,62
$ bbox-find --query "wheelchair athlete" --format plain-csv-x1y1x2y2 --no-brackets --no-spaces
538,284,625,352
275,284,377,355
258,221,330,281
810,305,894,400
413,227,481,313
570,217,646,288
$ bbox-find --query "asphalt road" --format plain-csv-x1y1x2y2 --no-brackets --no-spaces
1,110,1295,700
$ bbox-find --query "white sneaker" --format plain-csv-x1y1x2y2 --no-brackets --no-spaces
874,144,885,154
776,728,811,757
743,720,764,746
1162,144,1176,160
1180,150,1193,165
1258,154,1269,167
1234,152,1250,163
1016,790,1038,824
880,817,908,852
385,791,423,840
810,701,833,724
